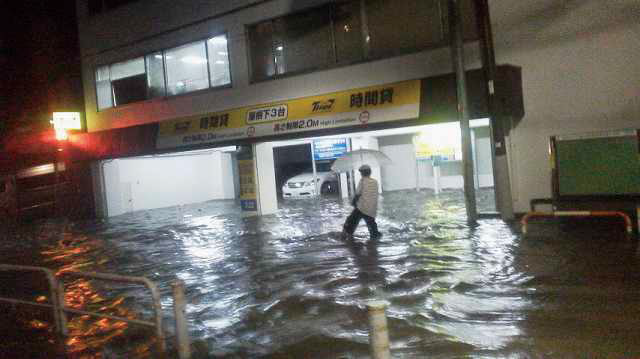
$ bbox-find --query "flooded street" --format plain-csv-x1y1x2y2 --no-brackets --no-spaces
2,189,640,358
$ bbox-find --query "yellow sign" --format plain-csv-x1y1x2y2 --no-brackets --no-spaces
238,160,256,199
157,80,421,149
238,159,258,212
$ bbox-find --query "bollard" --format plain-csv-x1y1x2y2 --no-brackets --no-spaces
172,280,191,359
367,301,391,359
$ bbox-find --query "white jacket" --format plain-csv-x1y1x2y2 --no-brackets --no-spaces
356,177,379,218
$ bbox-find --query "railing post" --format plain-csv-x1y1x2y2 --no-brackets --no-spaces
45,270,63,336
367,301,391,359
172,280,191,359
57,282,68,336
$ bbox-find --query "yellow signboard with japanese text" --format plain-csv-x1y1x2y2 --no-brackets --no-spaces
238,159,257,212
156,80,421,149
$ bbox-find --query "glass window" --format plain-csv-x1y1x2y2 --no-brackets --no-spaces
248,5,334,80
332,1,364,64
110,57,147,106
365,0,445,59
248,22,278,81
206,35,231,87
110,57,145,81
165,41,209,96
275,7,333,75
146,52,166,98
246,0,478,82
95,66,113,110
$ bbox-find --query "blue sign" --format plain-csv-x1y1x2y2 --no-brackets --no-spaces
241,199,257,211
313,138,348,161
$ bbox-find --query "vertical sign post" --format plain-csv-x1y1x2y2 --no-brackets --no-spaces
237,146,258,214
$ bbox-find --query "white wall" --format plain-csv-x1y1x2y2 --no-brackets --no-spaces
103,160,122,217
473,127,494,188
490,0,640,212
103,151,235,217
254,142,278,216
379,134,418,191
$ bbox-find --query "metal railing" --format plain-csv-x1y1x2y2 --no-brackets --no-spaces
0,265,65,333
0,264,191,358
1,264,394,358
521,210,633,235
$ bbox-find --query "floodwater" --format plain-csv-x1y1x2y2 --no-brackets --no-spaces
1,189,640,358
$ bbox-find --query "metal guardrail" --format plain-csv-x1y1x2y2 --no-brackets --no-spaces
521,210,633,235
0,265,65,333
1,264,394,358
0,264,191,358
59,271,168,355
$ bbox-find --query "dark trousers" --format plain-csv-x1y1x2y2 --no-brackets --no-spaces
343,208,379,237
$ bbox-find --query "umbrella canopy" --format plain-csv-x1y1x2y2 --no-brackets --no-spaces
330,149,392,172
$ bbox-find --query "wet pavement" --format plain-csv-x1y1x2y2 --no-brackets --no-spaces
1,189,639,358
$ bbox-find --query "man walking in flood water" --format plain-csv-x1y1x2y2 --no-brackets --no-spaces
341,164,382,240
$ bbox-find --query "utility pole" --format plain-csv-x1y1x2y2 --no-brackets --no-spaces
448,0,478,223
474,0,515,220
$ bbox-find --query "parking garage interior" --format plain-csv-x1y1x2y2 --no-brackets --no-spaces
270,119,496,212
96,119,495,219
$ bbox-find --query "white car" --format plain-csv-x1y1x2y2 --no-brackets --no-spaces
282,171,338,198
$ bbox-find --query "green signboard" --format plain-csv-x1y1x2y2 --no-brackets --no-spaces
556,131,640,196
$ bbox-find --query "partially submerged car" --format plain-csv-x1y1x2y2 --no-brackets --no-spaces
282,171,338,198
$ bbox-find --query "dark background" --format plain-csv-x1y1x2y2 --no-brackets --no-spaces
0,0,84,138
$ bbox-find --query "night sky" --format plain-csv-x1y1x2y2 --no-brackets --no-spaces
1,0,84,136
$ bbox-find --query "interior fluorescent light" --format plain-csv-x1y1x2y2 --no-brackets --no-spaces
181,56,207,64
209,36,227,45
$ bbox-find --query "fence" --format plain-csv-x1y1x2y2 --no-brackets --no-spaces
0,264,190,359
0,264,391,358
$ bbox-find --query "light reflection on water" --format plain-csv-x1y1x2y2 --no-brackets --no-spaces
2,189,640,358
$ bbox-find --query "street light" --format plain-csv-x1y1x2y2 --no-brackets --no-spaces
51,112,82,141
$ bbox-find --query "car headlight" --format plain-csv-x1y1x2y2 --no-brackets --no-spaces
304,181,313,187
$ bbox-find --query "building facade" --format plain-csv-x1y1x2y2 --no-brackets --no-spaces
73,0,640,216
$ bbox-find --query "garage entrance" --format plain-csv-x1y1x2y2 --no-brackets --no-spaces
96,147,239,218
267,119,495,213
273,140,342,201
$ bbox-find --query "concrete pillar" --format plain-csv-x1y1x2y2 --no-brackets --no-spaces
90,161,107,218
254,142,278,216
495,133,515,220
101,159,123,217
231,152,241,199
339,173,349,198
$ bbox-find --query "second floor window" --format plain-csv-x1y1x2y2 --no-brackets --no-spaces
96,34,231,111
247,0,477,82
